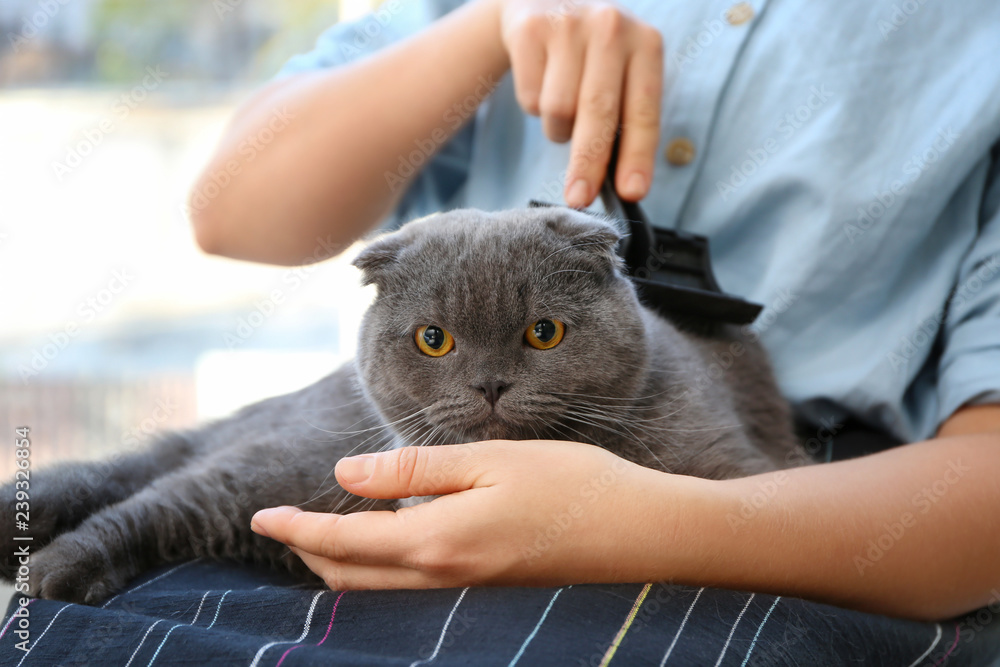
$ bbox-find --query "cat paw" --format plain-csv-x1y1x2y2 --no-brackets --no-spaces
29,532,127,605
0,484,58,581
0,471,99,581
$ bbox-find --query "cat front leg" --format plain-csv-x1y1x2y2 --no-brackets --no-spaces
27,449,393,604
0,432,196,582
27,461,279,604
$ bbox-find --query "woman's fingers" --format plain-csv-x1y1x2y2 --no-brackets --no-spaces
501,2,664,208
289,547,436,590
564,14,630,207
538,27,586,143
617,26,664,201
253,507,420,566
253,500,491,588
506,15,548,115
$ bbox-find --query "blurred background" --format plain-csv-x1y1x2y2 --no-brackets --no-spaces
0,1,382,479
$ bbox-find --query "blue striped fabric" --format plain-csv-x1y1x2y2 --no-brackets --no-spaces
2,561,998,666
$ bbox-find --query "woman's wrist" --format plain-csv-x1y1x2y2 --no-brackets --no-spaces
456,0,511,73
634,466,805,593
624,466,734,585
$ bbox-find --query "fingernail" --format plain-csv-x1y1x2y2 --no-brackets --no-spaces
251,508,279,537
566,179,591,208
252,506,298,531
336,455,375,484
623,172,647,199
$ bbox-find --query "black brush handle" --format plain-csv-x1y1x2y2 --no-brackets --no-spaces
599,137,656,274
599,135,764,329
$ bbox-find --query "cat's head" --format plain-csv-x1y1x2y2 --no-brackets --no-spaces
352,207,650,444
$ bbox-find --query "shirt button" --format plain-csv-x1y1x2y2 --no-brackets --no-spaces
664,138,696,166
725,2,755,25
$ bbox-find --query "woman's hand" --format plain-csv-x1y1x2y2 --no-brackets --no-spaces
497,0,665,207
250,441,699,590
251,426,1000,619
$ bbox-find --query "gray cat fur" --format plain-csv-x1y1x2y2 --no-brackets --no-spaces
0,207,808,604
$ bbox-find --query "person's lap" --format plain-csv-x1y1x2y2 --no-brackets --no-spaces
2,560,998,666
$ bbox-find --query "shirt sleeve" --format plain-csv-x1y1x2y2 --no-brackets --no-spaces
936,146,1000,426
276,0,475,230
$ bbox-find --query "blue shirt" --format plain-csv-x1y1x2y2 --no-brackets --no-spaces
280,0,1000,443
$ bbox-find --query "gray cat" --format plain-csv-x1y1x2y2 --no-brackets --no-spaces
1,207,808,604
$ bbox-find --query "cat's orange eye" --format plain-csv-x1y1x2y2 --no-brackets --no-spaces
525,319,565,350
415,325,454,357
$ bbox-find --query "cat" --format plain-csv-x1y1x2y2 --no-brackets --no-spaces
0,207,809,605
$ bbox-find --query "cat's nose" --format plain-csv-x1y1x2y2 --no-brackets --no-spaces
474,380,509,408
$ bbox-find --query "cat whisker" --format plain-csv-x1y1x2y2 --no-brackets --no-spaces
303,404,433,437
661,423,743,434
563,408,688,445
548,388,678,403
564,403,685,426
564,403,734,465
560,400,673,415
528,422,542,441
564,392,691,418
594,358,689,373
329,422,450,515
297,405,390,443
301,416,416,509
559,412,682,470
300,438,389,510
322,439,401,515
299,412,422,503
541,268,595,282
394,418,439,446
294,392,369,414
551,422,600,447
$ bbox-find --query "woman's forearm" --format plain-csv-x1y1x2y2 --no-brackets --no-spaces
662,429,1000,620
188,0,508,265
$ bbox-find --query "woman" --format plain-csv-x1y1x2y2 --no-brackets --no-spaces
185,0,1000,663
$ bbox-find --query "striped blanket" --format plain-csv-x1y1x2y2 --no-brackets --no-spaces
2,560,998,666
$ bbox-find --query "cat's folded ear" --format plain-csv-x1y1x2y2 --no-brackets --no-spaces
351,233,411,287
543,210,625,275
